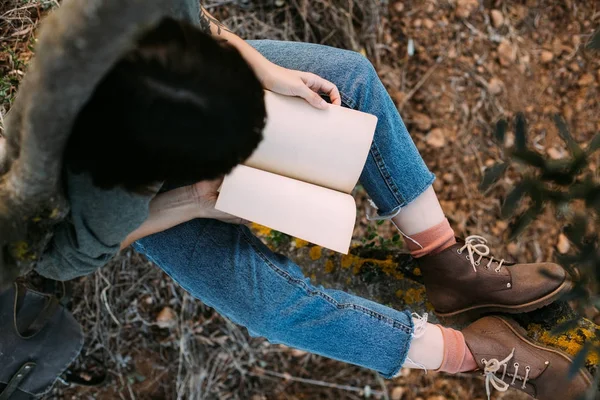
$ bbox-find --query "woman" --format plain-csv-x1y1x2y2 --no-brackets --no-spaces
33,4,591,399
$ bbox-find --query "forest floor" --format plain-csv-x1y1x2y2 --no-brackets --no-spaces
1,0,599,399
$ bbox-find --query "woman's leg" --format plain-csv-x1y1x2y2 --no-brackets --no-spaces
247,40,570,318
134,219,414,378
133,220,590,399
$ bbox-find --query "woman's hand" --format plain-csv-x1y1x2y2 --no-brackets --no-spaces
199,7,340,110
258,64,342,110
191,178,249,225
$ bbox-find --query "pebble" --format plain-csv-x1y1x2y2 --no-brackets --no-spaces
391,386,406,400
507,242,519,256
540,50,554,63
413,113,432,131
490,9,504,28
426,128,446,148
578,73,595,86
393,2,404,12
547,147,566,160
557,233,571,254
498,40,517,66
156,307,177,328
456,0,479,19
488,77,504,95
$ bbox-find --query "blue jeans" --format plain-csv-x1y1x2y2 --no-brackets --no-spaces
134,40,435,378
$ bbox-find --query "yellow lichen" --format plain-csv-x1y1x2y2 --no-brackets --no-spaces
341,254,354,269
309,246,322,261
395,289,404,298
295,238,309,248
413,267,422,276
403,287,426,305
339,254,404,279
310,273,317,281
12,241,29,259
11,241,36,261
49,208,60,219
528,323,599,365
251,223,272,237
324,259,335,274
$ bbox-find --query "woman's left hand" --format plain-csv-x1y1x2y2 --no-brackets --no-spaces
259,64,342,110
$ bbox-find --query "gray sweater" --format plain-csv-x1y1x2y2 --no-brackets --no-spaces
35,172,154,281
35,0,205,281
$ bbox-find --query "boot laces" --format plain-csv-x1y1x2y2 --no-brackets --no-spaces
481,349,531,400
458,235,505,273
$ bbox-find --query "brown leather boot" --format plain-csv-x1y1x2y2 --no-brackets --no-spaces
462,316,593,400
418,235,571,317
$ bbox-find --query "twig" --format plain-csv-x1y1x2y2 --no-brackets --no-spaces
399,57,443,108
98,271,121,326
452,161,473,200
250,368,386,396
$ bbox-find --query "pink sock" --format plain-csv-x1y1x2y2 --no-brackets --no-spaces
404,219,456,258
436,325,478,373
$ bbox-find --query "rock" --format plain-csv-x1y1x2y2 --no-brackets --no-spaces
426,396,447,400
540,50,554,63
423,19,435,29
488,77,504,95
425,128,446,148
507,242,519,256
568,62,580,72
547,147,566,160
557,233,571,254
490,9,504,28
156,307,177,328
442,172,455,183
391,90,406,106
456,0,479,19
563,104,574,121
291,349,307,357
391,386,405,400
413,112,432,131
498,40,517,66
578,73,595,86
393,2,404,12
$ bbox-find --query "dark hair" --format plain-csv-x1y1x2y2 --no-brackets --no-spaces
64,17,266,194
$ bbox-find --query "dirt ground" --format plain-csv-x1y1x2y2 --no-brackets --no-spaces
0,0,599,399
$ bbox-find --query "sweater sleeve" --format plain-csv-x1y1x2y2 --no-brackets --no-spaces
35,171,154,281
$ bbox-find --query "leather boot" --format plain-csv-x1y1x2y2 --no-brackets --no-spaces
462,316,593,400
418,235,571,317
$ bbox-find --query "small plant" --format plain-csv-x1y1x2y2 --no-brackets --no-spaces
480,112,600,389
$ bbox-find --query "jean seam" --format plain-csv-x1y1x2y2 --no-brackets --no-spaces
340,89,407,211
239,227,412,334
370,141,406,207
340,92,356,109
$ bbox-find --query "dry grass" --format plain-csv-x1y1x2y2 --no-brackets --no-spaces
1,0,599,399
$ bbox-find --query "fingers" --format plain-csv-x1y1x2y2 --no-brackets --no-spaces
301,73,342,106
296,83,329,109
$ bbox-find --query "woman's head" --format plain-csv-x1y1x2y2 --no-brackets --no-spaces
65,17,266,193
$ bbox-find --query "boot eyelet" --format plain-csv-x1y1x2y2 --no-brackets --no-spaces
466,255,470,261
475,261,480,266
494,268,501,273
481,358,486,364
514,362,519,368
457,249,462,254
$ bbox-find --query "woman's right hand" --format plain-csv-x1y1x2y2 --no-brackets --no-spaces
191,178,249,225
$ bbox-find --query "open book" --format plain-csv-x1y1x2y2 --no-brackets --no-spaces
215,91,378,254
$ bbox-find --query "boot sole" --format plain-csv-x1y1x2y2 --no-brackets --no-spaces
435,278,573,318
495,316,594,387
